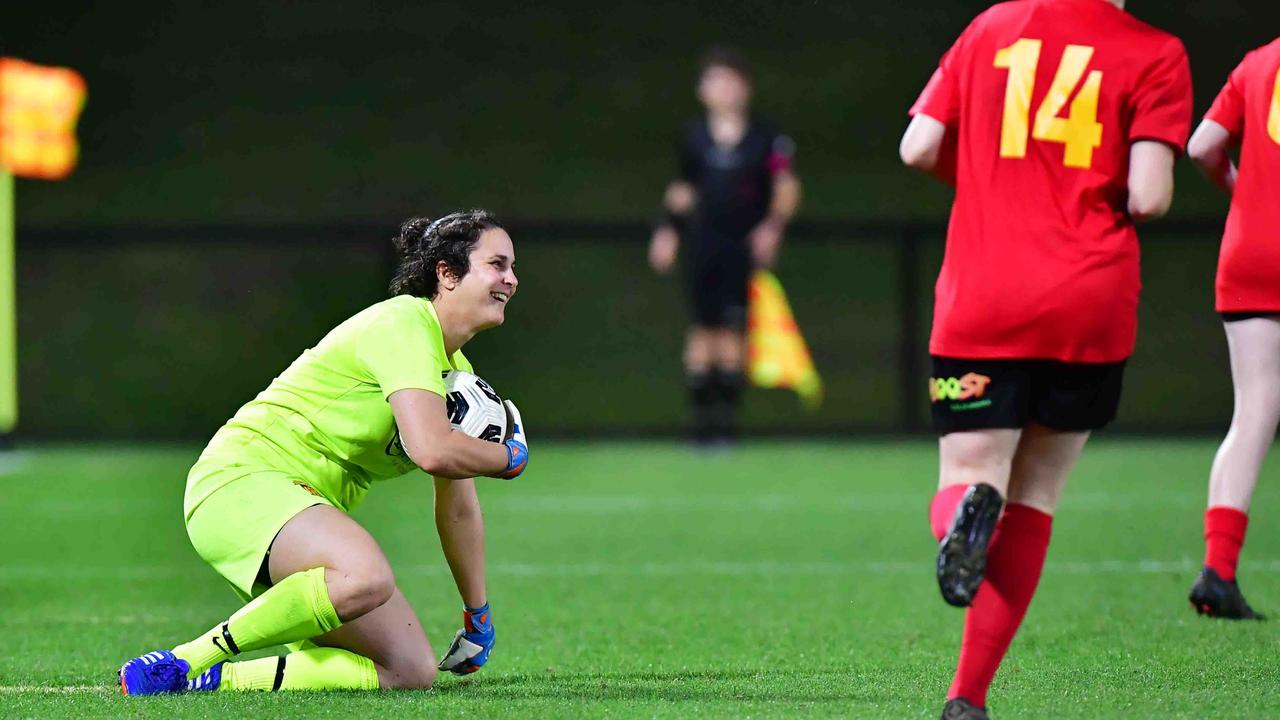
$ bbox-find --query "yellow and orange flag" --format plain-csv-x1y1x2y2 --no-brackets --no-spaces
0,58,87,179
747,270,822,409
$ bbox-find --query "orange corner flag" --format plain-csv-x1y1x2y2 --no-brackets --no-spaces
747,270,822,409
0,58,87,179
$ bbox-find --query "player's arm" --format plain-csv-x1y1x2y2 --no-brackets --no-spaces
1127,140,1177,222
433,474,496,674
768,170,800,226
750,169,800,268
389,389,510,479
434,475,486,608
664,180,696,215
649,181,696,274
1187,120,1237,194
1125,36,1193,221
903,15,967,185
899,113,953,182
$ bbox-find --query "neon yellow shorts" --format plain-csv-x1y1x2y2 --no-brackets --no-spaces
185,465,333,602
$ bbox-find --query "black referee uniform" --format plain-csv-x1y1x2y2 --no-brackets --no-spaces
677,117,795,329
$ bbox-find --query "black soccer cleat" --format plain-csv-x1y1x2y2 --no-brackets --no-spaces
941,697,990,720
937,483,1004,608
1188,566,1265,620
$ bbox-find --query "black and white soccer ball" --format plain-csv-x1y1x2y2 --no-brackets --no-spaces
442,370,508,443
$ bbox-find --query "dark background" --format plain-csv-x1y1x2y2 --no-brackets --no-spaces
6,2,1278,438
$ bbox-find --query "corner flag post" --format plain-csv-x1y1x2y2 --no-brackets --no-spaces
0,168,12,434
0,59,87,437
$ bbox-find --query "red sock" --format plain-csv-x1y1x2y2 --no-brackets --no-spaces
948,503,1052,707
1204,506,1249,581
929,484,970,541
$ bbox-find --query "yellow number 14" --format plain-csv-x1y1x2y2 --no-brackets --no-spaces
994,39,1104,169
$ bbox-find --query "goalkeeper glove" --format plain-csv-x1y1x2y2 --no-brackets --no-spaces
438,603,495,675
499,400,528,479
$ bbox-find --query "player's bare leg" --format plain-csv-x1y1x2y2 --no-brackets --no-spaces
932,429,1019,607
306,589,436,688
943,424,1085,715
1004,424,1088,513
122,504,395,695
709,327,747,443
268,505,396,620
685,327,717,444
1208,317,1280,513
683,326,715,372
263,504,435,688
178,505,429,692
1193,316,1280,619
711,326,745,370
937,429,1021,499
183,505,431,692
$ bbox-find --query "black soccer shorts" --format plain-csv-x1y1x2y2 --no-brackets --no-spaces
686,241,750,329
1220,311,1280,322
928,356,1125,435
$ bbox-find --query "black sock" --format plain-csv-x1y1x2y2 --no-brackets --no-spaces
711,368,745,441
687,370,715,443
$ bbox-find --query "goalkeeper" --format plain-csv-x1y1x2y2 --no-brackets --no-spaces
118,209,528,694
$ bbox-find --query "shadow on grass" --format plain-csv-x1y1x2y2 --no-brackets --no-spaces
432,667,867,703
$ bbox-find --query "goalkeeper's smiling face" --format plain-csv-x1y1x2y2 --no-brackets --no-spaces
452,227,518,331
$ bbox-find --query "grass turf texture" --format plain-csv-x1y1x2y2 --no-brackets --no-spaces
1,440,1277,718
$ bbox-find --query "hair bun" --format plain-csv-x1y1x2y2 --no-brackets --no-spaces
393,216,435,255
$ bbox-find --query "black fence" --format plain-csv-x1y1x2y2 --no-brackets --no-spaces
17,220,1232,440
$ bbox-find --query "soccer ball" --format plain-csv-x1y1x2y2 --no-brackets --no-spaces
442,370,508,443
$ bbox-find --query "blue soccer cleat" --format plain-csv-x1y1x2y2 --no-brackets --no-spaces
118,650,191,696
186,662,223,692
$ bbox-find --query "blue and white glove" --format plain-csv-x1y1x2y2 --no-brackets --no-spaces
438,603,495,675
498,400,528,479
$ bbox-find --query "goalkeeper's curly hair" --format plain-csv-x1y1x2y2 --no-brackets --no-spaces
390,209,505,298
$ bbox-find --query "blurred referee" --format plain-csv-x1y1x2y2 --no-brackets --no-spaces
648,46,801,446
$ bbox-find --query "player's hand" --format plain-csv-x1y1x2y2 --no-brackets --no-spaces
438,603,495,675
749,219,784,268
648,226,678,274
498,400,528,479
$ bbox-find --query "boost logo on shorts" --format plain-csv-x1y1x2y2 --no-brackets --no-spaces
929,372,992,403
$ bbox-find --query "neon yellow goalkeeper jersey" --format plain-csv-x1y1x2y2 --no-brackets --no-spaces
186,295,472,517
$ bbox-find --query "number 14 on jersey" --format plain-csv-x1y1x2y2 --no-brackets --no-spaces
995,39,1103,169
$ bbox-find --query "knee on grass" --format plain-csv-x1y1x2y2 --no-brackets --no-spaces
381,658,437,690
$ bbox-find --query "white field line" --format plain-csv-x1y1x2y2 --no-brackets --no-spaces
398,558,1280,577
0,685,110,694
0,452,32,476
4,558,1280,580
2,613,185,625
8,492,1203,516
478,493,1201,513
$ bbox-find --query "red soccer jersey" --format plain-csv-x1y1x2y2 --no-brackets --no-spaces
1206,38,1280,313
910,0,1192,362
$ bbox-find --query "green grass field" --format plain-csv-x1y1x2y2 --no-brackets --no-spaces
1,440,1277,718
